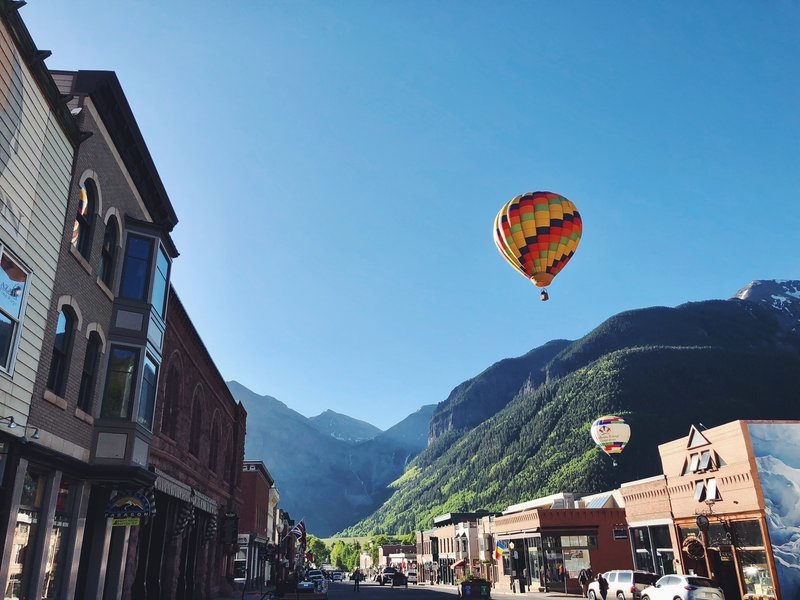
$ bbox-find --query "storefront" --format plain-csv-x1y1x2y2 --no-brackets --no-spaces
491,495,632,594
624,421,799,600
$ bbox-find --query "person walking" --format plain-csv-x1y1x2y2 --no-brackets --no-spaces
597,572,609,600
353,569,362,592
579,567,593,598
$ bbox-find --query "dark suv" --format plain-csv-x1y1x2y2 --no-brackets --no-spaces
380,567,397,586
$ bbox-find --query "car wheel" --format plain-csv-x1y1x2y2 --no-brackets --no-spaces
641,596,650,600
617,594,625,600
588,592,597,600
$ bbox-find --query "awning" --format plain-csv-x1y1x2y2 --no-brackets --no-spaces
452,560,466,569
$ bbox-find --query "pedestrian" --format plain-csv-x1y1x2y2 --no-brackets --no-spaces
597,573,609,600
353,569,362,592
578,568,589,598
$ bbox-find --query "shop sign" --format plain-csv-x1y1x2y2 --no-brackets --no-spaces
104,490,153,523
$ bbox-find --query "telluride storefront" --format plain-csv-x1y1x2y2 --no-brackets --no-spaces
491,497,632,594
626,421,798,600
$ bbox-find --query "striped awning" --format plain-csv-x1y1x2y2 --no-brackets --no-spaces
152,468,218,514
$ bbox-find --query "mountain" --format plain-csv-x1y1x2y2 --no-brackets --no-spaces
734,279,800,333
309,410,382,443
227,381,432,536
339,280,800,535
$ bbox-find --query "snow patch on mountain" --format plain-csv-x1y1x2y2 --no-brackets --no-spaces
734,280,800,333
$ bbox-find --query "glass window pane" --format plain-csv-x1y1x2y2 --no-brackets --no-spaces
707,478,718,500
119,235,153,301
102,346,139,419
693,481,706,501
733,521,764,547
0,253,27,319
0,311,13,367
151,246,169,318
689,454,700,472
739,549,774,597
699,451,712,470
137,356,158,429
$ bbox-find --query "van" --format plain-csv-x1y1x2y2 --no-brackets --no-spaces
587,570,659,600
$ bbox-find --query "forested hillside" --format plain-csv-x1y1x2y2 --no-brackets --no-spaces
339,286,800,535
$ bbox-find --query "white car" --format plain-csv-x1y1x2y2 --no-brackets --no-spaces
641,574,725,600
588,570,659,600
407,571,418,584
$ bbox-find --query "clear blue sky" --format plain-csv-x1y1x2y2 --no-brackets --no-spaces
26,2,799,430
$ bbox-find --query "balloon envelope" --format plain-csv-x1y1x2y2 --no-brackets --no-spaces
590,415,631,456
493,191,582,288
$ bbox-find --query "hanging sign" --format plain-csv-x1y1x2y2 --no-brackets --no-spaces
104,490,152,526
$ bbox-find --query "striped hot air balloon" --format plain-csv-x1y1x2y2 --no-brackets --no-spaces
493,191,582,301
590,415,631,467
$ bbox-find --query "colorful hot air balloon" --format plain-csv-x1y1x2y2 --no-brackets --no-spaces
493,191,582,300
590,415,631,467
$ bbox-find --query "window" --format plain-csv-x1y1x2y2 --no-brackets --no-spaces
698,450,712,471
189,394,202,456
46,309,75,396
0,249,29,372
98,218,118,287
162,363,180,438
209,420,219,472
151,246,169,318
119,234,154,302
72,181,96,259
101,345,139,419
77,333,101,412
137,356,158,429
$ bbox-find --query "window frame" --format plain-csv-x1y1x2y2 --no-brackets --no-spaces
136,354,159,430
119,233,155,302
100,344,141,420
98,217,118,288
77,333,102,413
46,309,75,397
0,245,31,375
72,180,96,259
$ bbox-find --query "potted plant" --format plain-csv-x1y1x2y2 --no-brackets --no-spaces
457,572,491,599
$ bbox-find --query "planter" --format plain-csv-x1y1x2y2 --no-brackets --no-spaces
459,581,491,599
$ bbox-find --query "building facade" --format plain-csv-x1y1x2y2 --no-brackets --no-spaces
237,460,279,590
623,421,798,600
125,287,246,600
490,493,632,595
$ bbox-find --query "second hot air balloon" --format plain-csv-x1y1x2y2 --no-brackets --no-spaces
493,191,582,301
590,415,631,467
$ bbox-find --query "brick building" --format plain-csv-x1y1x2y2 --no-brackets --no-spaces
236,460,280,590
125,287,246,600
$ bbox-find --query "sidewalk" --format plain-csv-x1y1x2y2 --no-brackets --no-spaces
424,582,583,599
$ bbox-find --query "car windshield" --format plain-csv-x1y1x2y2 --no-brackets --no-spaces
686,577,717,588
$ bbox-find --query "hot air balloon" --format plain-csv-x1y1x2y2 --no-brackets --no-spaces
493,191,582,301
590,415,630,467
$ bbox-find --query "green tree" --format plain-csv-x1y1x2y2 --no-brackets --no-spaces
306,535,329,566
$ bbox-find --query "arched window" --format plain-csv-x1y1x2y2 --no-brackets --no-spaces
98,217,118,287
189,390,203,456
209,419,220,473
77,332,102,413
47,309,76,396
72,180,96,259
162,362,181,438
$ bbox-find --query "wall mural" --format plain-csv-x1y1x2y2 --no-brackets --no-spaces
748,422,800,599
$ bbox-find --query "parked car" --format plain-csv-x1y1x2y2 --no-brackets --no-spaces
407,571,418,584
332,572,343,582
587,570,659,600
641,574,725,600
380,567,397,586
307,570,325,582
297,578,316,592
392,571,408,587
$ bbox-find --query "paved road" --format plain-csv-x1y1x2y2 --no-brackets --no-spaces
230,579,583,600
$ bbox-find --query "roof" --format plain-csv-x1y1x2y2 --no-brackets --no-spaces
50,69,179,239
1,5,83,148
